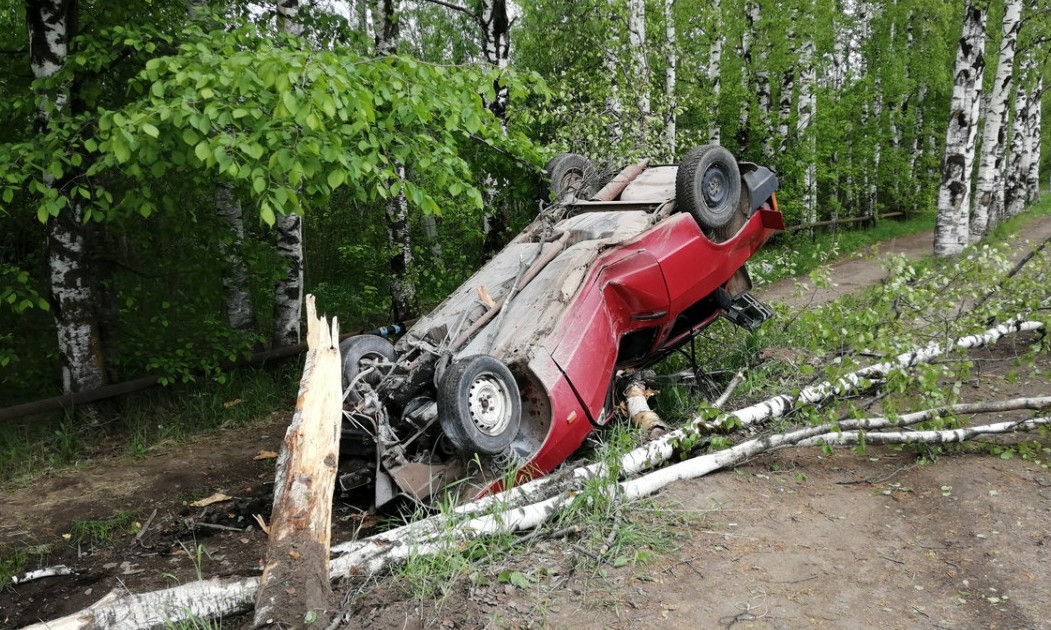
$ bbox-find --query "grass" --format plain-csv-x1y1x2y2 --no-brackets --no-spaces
0,364,298,487
750,211,935,286
69,510,137,548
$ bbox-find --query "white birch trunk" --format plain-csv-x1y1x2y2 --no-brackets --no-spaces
910,83,928,212
272,214,304,347
777,68,792,156
664,0,676,158
186,1,257,334
30,0,109,394
971,0,1022,239
797,32,817,226
481,0,510,119
627,0,650,118
604,0,624,146
934,2,987,258
386,165,415,321
271,0,305,348
707,0,723,145
277,0,302,35
753,3,773,161
1026,77,1042,204
216,184,255,332
373,0,417,321
869,80,883,220
1005,54,1032,218
737,1,758,150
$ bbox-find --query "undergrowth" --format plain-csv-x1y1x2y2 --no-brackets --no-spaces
750,211,935,286
0,364,298,485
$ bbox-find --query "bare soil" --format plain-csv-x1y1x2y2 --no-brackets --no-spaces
3,219,1051,629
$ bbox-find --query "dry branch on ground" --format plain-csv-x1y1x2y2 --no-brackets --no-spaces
23,319,1048,629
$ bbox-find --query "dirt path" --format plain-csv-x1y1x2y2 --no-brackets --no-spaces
3,217,1051,629
759,217,1051,308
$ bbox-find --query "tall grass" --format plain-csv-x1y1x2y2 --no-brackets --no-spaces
0,365,298,485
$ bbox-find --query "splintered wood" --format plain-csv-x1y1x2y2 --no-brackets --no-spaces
253,295,343,628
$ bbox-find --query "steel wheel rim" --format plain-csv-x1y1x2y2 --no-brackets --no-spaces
702,164,729,207
467,373,513,436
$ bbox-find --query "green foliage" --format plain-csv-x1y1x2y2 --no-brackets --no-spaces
70,511,137,548
2,19,541,226
0,366,296,484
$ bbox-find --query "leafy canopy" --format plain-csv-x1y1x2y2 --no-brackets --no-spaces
0,18,544,226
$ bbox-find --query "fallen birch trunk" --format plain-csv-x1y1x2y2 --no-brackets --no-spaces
415,318,1048,521
26,321,1047,629
254,296,343,628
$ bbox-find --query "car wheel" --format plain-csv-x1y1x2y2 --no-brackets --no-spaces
340,335,397,404
676,145,742,230
541,153,597,201
438,355,522,455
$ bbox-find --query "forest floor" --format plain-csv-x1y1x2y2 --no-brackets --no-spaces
3,217,1051,629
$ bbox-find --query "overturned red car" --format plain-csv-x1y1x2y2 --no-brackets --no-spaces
339,146,784,509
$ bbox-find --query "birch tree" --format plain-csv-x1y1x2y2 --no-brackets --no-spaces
970,0,1022,239
736,1,759,151
627,0,650,120
934,1,988,258
187,1,257,334
1005,52,1034,217
664,0,677,157
372,0,417,322
708,0,723,145
481,0,511,120
796,6,817,226
28,0,109,395
271,0,307,347
1025,75,1041,203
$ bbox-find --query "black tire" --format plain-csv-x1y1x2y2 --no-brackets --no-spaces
541,153,597,201
437,355,522,455
676,145,742,230
340,335,397,404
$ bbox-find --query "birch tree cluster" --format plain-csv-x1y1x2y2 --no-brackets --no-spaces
0,0,1049,409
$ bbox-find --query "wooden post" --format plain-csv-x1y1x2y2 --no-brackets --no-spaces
254,295,342,628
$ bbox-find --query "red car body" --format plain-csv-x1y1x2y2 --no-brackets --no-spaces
340,158,784,507
490,203,784,487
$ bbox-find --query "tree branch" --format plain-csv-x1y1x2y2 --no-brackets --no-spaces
420,0,480,24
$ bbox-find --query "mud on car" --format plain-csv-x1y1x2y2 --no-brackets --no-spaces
338,145,784,510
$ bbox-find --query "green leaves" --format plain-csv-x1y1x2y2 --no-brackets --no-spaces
45,23,540,225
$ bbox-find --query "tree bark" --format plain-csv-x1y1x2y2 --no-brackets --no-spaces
627,0,650,120
254,296,342,628
602,0,624,147
707,0,722,145
971,0,1022,239
1005,53,1033,218
216,183,255,333
373,0,418,322
663,0,676,158
736,1,758,151
796,23,817,227
934,1,988,258
481,0,510,119
754,5,773,161
186,1,257,334
271,0,305,348
29,0,109,395
1025,76,1042,204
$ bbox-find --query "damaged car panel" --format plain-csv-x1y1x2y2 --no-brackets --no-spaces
339,147,785,510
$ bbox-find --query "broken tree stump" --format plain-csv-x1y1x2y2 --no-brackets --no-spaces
254,296,343,628
624,380,667,438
